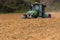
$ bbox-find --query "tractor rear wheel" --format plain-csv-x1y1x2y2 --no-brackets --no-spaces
48,14,51,18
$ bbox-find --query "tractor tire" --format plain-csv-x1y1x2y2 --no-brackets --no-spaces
26,14,32,18
32,15,37,18
48,14,51,18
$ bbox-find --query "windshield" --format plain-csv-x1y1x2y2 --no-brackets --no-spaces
32,5,40,10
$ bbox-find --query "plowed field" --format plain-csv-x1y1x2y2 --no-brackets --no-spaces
0,12,60,40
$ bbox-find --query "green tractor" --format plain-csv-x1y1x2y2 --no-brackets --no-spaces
22,2,51,18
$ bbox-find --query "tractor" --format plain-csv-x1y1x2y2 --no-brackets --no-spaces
22,2,51,18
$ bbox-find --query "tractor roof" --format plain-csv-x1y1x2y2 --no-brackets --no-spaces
33,3,42,5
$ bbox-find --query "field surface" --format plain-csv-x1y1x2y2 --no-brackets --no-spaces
0,12,60,40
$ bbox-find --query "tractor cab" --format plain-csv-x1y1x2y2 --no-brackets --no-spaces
32,3,46,17
32,3,42,12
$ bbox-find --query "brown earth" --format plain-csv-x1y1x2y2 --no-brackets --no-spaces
0,12,60,40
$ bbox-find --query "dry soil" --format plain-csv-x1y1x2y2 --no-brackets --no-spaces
0,12,60,40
